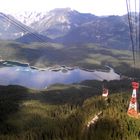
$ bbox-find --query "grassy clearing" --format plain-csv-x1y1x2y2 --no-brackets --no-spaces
1,40,140,78
0,41,135,70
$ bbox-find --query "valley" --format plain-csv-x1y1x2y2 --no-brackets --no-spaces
0,7,140,140
0,40,134,72
0,40,140,140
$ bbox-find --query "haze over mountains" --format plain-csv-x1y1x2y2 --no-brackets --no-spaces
0,8,131,49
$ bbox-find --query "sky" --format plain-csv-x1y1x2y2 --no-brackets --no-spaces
0,0,136,16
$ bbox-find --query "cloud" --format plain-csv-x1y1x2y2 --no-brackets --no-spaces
0,0,128,16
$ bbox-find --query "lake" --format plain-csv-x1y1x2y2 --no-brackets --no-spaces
0,61,120,89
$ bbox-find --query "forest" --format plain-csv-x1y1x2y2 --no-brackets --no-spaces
0,79,140,140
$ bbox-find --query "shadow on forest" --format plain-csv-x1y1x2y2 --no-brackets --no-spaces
0,81,101,134
0,85,29,134
0,84,85,139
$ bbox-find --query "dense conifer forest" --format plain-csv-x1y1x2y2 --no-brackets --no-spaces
0,79,140,140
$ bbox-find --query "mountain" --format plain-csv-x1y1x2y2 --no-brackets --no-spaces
55,15,131,49
16,32,52,44
14,8,97,38
0,8,133,50
13,11,48,26
13,8,131,49
0,12,33,40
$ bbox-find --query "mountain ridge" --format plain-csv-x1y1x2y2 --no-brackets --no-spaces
0,8,132,50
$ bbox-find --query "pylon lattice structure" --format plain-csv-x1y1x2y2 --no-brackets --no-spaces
102,88,108,97
127,82,139,118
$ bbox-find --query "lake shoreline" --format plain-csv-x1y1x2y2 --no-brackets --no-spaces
0,60,120,90
0,59,111,72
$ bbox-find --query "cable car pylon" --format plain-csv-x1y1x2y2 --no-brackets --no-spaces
102,87,109,97
127,82,139,118
102,81,109,98
125,0,140,118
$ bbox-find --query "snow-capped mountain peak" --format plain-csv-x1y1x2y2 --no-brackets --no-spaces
0,8,97,40
11,8,96,38
13,11,48,26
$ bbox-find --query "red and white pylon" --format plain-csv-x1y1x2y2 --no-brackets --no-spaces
127,82,139,118
102,88,109,97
